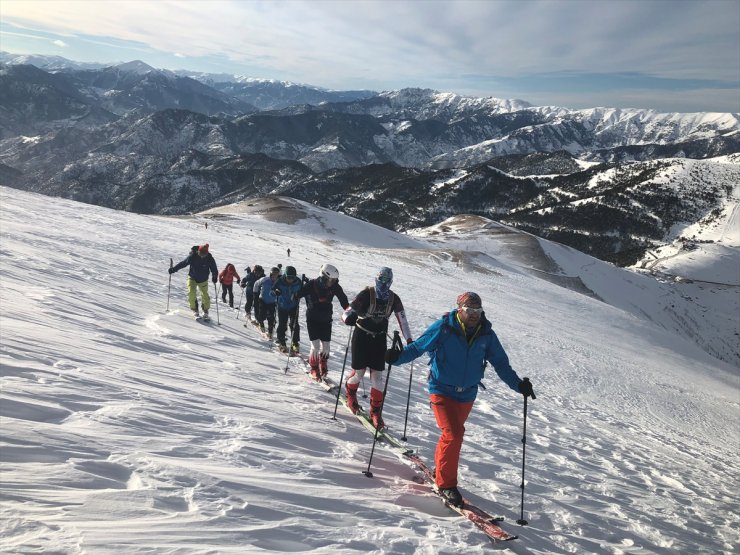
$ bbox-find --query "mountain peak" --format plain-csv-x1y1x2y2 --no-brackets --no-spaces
115,60,156,75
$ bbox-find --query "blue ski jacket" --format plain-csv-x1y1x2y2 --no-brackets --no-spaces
395,310,521,402
172,252,218,284
273,276,302,311
253,275,278,304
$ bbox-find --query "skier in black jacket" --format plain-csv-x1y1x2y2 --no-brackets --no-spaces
297,263,349,380
239,265,264,323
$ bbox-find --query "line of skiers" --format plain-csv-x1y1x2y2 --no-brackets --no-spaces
238,263,350,367
168,243,536,509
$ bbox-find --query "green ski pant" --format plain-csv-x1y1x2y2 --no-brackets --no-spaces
187,277,210,312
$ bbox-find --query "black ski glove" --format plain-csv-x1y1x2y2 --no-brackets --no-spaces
385,344,403,364
168,267,175,274
212,276,217,284
518,378,536,399
272,289,281,296
344,312,358,326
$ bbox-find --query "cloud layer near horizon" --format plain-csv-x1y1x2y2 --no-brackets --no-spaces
2,0,738,112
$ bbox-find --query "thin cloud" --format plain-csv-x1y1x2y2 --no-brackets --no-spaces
1,0,737,112
51,39,67,47
0,29,54,41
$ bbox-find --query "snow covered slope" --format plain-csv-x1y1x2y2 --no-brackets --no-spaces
633,155,740,285
1,187,737,554
410,212,740,368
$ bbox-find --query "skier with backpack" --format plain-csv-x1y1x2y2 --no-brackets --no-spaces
253,267,281,337
341,267,413,429
168,244,218,320
384,291,535,508
272,265,302,353
297,263,350,380
218,263,241,308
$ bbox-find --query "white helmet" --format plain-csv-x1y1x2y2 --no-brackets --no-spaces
320,263,339,280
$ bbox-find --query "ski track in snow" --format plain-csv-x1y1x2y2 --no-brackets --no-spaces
1,187,738,554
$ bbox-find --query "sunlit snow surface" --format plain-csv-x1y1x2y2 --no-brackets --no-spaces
1,188,738,554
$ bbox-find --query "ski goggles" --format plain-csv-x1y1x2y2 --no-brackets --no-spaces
460,306,483,315
376,275,392,284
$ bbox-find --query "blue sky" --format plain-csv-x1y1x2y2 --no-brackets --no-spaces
1,0,738,113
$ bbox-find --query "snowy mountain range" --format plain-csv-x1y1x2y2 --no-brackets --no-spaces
1,186,737,553
0,53,738,268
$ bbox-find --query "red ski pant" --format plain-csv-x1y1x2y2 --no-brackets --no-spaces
430,394,474,489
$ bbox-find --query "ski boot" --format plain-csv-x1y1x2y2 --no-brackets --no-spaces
369,388,385,429
345,381,360,414
308,353,321,381
437,486,463,508
319,354,329,378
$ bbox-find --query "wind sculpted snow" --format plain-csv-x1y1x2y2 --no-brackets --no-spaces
1,187,738,554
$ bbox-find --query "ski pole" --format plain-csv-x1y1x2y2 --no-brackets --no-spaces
516,377,535,525
332,326,354,420
166,258,173,312
363,331,401,478
401,360,414,441
284,301,300,374
213,282,220,325
236,284,245,319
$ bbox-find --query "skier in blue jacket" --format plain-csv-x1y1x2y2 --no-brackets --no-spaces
168,244,218,320
385,292,535,508
272,266,303,353
253,267,280,337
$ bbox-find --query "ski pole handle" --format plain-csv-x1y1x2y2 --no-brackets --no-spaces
522,377,536,400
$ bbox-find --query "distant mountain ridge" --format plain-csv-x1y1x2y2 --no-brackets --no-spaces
0,52,738,267
0,52,377,112
179,72,378,111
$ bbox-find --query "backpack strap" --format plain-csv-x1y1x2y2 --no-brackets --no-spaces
364,286,394,318
365,286,376,316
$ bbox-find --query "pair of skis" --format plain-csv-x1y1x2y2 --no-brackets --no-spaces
293,355,517,543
